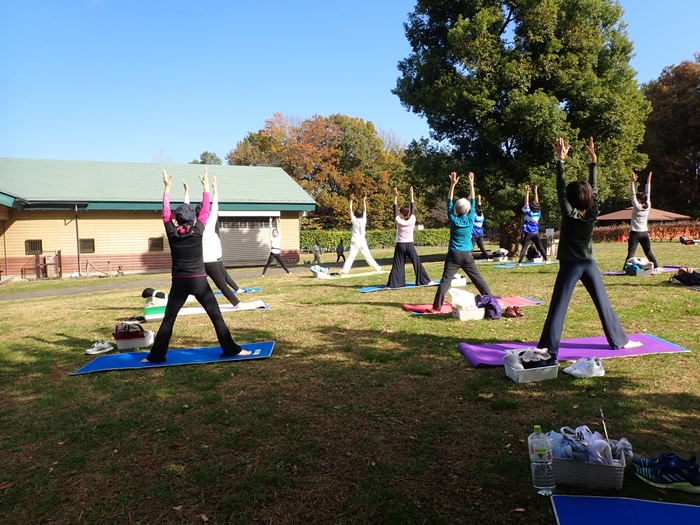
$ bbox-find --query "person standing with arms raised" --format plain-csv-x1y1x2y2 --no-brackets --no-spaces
623,171,659,270
340,193,382,275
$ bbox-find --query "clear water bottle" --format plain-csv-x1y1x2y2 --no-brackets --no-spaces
528,424,555,496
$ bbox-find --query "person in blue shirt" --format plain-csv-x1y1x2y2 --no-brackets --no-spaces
431,172,493,311
472,194,489,259
517,184,550,265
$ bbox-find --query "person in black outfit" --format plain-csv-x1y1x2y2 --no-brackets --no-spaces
336,239,345,262
142,168,250,363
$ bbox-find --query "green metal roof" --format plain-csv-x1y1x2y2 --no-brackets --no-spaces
0,158,317,211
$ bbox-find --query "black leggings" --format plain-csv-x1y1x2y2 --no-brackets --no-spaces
625,231,658,269
433,250,492,310
518,233,548,263
262,252,290,275
146,275,242,363
472,235,488,259
205,260,239,306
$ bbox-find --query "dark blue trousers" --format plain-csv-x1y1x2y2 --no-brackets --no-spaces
538,259,628,357
387,242,431,288
433,250,492,310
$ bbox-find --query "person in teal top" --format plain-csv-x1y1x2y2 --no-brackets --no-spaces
431,171,493,311
535,137,642,361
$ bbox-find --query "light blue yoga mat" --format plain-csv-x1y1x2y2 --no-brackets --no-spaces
72,341,275,375
358,280,440,293
551,495,700,525
231,287,261,294
492,261,559,269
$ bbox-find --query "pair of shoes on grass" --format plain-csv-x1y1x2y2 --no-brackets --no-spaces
563,357,605,378
86,341,113,355
503,306,524,318
633,453,700,493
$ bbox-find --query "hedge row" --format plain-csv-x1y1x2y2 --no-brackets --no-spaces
302,220,700,250
300,228,451,250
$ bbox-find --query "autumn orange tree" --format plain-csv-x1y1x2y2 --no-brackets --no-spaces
641,54,700,219
227,113,408,229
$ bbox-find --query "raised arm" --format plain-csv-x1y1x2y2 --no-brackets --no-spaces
162,170,173,223
349,193,355,220
183,179,190,204
646,171,652,203
468,172,475,201
585,136,597,191
197,168,210,225
477,195,482,207
362,195,367,217
393,187,399,218
555,137,573,215
524,185,531,206
448,172,459,201
533,185,539,205
409,186,415,216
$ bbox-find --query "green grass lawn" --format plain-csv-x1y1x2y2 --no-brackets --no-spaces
1,241,699,524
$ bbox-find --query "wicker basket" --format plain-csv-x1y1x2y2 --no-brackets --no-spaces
552,452,626,490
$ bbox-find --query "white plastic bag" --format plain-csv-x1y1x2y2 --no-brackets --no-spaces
448,288,476,310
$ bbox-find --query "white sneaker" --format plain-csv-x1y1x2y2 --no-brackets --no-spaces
86,341,114,355
569,358,605,378
563,357,591,375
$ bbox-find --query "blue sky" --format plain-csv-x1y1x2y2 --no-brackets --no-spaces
1,0,698,164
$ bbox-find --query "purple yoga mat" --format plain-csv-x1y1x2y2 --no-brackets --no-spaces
457,333,688,368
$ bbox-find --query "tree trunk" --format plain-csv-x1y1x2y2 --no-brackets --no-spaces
499,221,522,257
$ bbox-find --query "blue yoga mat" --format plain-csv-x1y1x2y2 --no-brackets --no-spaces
230,287,261,295
492,261,559,269
72,341,275,375
358,280,440,293
551,495,700,525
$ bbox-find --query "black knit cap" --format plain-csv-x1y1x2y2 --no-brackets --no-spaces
175,203,196,225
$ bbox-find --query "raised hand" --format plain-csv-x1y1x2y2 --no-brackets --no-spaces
554,137,571,161
449,171,459,186
393,187,399,197
163,170,172,187
468,172,474,183
584,137,596,163
409,186,414,199
648,171,653,181
199,167,209,185
350,193,355,201
212,177,217,190
630,172,637,183
183,179,189,192
525,184,531,192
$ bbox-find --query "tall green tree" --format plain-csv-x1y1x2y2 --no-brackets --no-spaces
394,0,649,251
190,151,222,165
641,54,700,219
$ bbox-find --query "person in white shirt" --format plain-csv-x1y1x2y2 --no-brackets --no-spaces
340,194,382,275
624,171,659,269
262,217,291,276
184,178,240,308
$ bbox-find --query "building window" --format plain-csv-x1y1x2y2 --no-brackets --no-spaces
25,239,43,255
219,218,268,229
149,237,164,251
79,239,95,253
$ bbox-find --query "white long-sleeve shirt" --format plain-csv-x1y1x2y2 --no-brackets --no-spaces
270,226,281,254
630,181,651,232
185,192,223,262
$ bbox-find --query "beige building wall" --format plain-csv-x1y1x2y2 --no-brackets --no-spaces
1,208,301,277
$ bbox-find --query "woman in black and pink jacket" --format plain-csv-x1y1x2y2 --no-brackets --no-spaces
143,168,249,364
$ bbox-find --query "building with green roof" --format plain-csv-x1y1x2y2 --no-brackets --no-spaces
0,158,316,277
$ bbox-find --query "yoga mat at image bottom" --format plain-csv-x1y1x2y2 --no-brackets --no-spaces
458,333,688,368
551,495,700,525
72,341,275,375
186,288,261,302
357,280,440,293
492,261,559,269
144,300,269,321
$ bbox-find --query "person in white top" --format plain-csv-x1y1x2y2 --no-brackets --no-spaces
386,186,432,288
184,177,240,308
340,194,382,275
262,217,291,276
624,171,658,269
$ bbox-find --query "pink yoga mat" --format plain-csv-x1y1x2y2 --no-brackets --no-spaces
457,333,688,368
497,296,545,307
403,303,452,314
